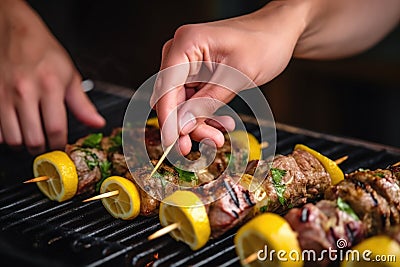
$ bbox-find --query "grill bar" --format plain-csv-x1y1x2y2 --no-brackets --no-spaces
1,83,399,267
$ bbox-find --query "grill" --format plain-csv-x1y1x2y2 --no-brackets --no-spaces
1,81,399,267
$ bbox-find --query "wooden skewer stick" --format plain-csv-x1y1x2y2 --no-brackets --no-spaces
260,141,269,149
148,222,180,241
334,155,348,165
23,176,49,183
82,190,119,202
242,252,258,265
393,161,400,167
149,142,176,178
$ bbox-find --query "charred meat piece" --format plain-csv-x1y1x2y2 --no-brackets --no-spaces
125,171,160,216
250,149,331,216
285,200,366,267
193,174,256,238
65,145,108,195
292,149,331,200
325,169,396,235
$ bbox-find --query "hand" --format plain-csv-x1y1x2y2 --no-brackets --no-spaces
152,1,307,155
0,0,105,154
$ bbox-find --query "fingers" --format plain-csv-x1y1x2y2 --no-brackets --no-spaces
39,79,67,150
15,86,46,154
0,98,23,148
65,75,105,128
205,116,235,132
177,134,192,156
190,123,225,148
154,43,190,146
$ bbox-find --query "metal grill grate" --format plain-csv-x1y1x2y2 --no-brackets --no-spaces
1,82,399,267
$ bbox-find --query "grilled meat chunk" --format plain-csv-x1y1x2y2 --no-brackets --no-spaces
250,149,331,216
285,200,366,267
325,169,397,235
125,171,160,216
191,174,255,238
292,149,331,200
65,145,107,195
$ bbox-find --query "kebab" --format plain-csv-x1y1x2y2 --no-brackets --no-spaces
235,162,400,267
148,144,345,250
95,129,258,218
28,119,252,219
28,121,164,202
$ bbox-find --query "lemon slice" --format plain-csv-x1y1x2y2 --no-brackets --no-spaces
235,213,302,267
295,144,344,185
159,190,210,250
341,235,400,267
146,117,159,128
33,151,78,202
100,176,141,220
229,130,261,161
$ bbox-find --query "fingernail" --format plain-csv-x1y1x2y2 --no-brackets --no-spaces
179,112,196,135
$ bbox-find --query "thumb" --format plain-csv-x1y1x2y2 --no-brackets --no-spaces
65,76,105,128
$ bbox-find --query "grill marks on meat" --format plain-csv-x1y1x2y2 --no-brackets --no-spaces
325,169,400,235
251,149,331,216
284,164,400,267
285,200,366,267
292,149,331,200
192,174,256,238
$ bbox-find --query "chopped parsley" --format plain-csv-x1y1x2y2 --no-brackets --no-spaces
337,197,359,221
82,133,103,149
375,172,385,178
95,160,112,192
260,205,268,213
270,168,287,206
175,167,198,183
109,131,123,152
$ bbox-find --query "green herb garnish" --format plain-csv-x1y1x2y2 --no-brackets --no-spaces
175,167,198,183
260,205,268,213
95,160,112,192
109,131,123,152
270,168,287,206
375,172,385,178
82,133,103,149
337,197,359,221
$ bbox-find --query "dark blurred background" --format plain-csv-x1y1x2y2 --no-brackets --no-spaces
28,0,400,147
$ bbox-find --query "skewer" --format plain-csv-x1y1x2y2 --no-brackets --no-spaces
147,154,349,243
149,142,176,178
82,190,119,202
242,252,258,265
23,176,49,183
260,141,269,149
393,161,400,167
334,155,348,165
148,222,180,240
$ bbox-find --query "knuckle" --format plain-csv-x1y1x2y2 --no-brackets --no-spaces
174,24,202,43
46,124,65,137
13,78,32,100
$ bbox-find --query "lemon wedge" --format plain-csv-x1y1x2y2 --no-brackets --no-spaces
100,176,141,220
295,144,344,185
235,213,302,267
33,151,78,202
159,190,210,250
146,117,160,128
341,235,400,267
229,130,262,161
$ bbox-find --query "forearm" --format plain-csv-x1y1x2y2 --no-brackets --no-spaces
293,0,400,59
